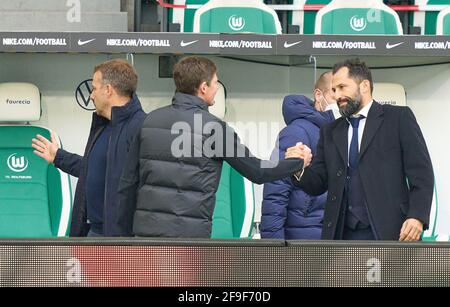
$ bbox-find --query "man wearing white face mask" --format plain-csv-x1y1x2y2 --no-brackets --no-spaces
261,72,337,239
314,72,340,119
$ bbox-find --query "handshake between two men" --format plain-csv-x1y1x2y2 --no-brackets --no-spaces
286,142,313,170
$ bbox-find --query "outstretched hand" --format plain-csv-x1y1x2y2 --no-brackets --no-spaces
32,132,59,164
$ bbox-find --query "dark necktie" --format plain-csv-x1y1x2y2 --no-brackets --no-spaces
349,116,364,169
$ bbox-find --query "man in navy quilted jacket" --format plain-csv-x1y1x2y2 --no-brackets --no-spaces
32,59,146,237
261,72,337,239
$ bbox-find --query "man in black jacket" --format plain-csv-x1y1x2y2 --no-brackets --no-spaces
286,58,434,241
117,56,311,238
32,59,146,237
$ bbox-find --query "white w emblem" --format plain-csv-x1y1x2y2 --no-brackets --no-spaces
228,15,245,31
350,15,367,32
7,153,29,173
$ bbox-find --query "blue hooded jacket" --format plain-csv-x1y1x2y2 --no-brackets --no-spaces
260,95,334,239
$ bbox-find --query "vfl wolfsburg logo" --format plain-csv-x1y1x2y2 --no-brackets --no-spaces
228,15,245,31
350,15,367,32
7,153,29,173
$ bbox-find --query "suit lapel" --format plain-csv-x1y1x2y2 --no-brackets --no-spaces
359,101,384,160
332,118,349,166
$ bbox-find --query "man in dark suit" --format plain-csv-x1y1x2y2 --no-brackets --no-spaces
286,58,434,241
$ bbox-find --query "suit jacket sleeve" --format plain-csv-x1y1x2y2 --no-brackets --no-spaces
400,107,434,228
53,149,83,178
292,126,329,196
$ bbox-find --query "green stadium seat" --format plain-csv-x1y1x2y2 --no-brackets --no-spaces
315,0,403,34
169,0,278,33
411,0,426,34
212,162,255,239
169,0,208,33
192,0,282,34
0,83,72,238
424,0,450,34
436,4,450,34
209,82,255,239
301,0,332,34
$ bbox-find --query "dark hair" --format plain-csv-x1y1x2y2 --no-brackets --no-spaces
173,56,217,95
332,58,373,94
94,59,138,98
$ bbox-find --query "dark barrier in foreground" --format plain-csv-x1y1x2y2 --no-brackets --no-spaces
0,239,449,287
